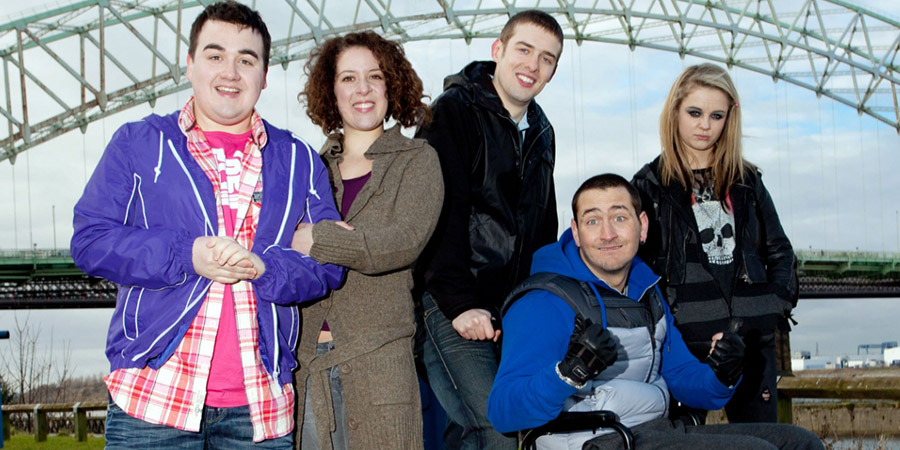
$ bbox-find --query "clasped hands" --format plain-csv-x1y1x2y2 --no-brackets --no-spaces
192,236,265,284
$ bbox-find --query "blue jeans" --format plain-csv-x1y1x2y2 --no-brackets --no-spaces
300,341,349,450
105,398,292,449
419,291,516,450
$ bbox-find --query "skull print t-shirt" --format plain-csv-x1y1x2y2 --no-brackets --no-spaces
691,168,737,300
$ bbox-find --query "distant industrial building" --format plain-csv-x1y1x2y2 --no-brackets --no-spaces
885,346,900,366
792,341,899,371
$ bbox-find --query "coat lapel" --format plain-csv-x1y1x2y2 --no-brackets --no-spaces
322,125,408,222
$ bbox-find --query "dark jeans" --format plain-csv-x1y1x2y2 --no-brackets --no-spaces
105,398,292,449
300,341,349,450
726,333,778,422
419,291,516,450
674,332,779,424
581,418,824,450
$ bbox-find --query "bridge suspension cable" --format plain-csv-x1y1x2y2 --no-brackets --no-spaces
1,0,899,163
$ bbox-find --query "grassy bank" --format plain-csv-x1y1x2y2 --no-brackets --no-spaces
2,434,104,449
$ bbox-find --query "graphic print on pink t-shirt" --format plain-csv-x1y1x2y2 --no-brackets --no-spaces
205,130,253,407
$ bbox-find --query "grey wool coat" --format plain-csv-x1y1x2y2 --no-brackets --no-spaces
294,125,443,449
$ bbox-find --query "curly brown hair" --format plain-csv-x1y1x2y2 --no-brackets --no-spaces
300,31,431,135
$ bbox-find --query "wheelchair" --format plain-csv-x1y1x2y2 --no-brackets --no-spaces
518,410,634,450
518,408,702,450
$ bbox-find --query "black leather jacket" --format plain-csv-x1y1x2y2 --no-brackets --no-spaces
632,157,798,343
415,61,558,320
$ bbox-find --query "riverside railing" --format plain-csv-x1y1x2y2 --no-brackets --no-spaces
1,402,106,442
4,373,900,443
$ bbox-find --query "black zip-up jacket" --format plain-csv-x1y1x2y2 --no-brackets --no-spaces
632,157,798,352
415,61,558,321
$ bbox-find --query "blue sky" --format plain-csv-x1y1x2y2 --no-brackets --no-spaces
1,1,899,377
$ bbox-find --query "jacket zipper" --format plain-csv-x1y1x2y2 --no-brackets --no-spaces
505,114,551,291
660,186,735,318
522,122,551,179
639,282,659,384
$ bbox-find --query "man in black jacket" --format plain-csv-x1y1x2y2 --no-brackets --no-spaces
415,9,563,449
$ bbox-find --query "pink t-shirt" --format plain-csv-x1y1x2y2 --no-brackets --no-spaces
205,130,252,407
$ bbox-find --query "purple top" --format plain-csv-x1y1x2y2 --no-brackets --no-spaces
322,171,371,333
340,172,372,217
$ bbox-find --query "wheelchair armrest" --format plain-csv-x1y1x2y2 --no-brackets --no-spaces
683,411,702,427
531,411,621,434
520,410,634,450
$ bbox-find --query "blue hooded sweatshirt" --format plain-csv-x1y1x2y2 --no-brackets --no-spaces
487,228,735,434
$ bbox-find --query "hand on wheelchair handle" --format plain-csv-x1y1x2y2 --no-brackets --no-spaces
557,315,618,387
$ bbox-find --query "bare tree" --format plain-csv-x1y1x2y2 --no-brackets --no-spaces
0,313,75,404
51,336,74,403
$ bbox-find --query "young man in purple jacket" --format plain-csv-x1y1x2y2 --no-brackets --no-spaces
70,2,343,447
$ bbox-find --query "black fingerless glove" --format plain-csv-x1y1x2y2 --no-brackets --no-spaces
707,330,745,387
557,316,618,388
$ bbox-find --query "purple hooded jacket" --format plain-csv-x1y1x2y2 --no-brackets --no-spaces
71,110,344,385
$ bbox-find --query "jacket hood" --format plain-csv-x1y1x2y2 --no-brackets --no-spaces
444,61,507,117
634,155,663,188
443,60,552,131
144,110,183,138
143,110,286,147
531,228,660,300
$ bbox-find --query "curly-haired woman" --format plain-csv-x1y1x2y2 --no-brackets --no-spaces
291,31,443,449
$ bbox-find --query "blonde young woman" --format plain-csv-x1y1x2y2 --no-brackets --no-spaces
292,31,443,449
632,63,797,423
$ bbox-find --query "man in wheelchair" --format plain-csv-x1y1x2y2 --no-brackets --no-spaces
487,174,822,450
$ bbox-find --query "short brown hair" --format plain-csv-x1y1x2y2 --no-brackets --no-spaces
300,31,431,135
572,174,642,219
499,10,564,59
188,1,271,71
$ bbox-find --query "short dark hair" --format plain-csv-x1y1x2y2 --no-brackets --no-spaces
300,31,431,135
189,1,272,71
499,10,564,57
571,174,642,219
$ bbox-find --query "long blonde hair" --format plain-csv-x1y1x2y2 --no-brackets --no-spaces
658,63,753,203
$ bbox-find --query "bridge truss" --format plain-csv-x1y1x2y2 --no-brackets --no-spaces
0,250,115,309
2,249,898,309
1,0,899,163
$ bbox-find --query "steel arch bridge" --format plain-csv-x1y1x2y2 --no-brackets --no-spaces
0,0,898,163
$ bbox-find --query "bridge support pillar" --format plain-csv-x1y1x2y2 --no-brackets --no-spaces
2,406,8,445
73,402,88,442
33,404,46,442
776,327,793,376
777,388,794,424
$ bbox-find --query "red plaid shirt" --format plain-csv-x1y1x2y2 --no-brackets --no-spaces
105,99,295,441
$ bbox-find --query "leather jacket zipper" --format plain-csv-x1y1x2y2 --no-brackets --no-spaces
522,122,551,179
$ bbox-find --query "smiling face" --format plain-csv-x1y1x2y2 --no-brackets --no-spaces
676,86,730,167
571,186,648,292
490,22,561,119
186,20,267,133
333,46,388,137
